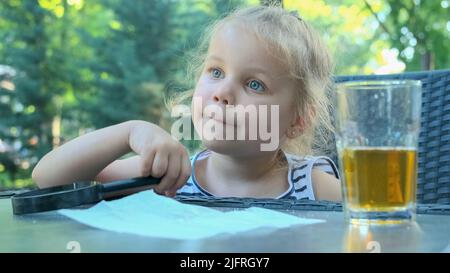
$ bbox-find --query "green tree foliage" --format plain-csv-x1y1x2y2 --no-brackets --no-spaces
285,0,379,75
285,0,449,74
0,0,112,186
366,0,449,70
0,1,58,186
83,0,177,128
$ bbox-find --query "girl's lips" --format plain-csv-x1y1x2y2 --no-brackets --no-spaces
210,117,236,126
204,114,237,127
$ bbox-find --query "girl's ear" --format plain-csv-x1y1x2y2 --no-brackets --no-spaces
287,116,305,139
287,105,316,139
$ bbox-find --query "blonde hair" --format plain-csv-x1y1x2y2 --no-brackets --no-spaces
166,5,335,158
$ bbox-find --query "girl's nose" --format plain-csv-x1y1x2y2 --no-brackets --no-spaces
213,95,229,105
212,81,235,105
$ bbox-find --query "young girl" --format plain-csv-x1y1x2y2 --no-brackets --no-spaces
32,6,341,201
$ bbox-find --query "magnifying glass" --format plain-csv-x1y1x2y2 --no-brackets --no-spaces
11,177,160,215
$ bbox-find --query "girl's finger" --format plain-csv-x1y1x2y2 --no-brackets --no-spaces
140,148,156,177
168,152,192,195
155,152,180,195
151,149,169,179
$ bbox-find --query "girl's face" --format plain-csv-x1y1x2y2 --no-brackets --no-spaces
192,23,300,156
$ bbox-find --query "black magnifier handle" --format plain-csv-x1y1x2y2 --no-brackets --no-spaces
100,176,161,193
11,177,162,215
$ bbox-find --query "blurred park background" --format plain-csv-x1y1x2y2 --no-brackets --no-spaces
0,0,449,189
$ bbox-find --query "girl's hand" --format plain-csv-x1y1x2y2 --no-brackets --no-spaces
128,121,192,197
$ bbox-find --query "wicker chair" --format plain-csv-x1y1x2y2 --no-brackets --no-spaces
335,69,450,204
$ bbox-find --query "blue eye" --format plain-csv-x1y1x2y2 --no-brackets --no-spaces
210,68,223,79
247,80,265,92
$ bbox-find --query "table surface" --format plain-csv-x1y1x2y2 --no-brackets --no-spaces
1,197,449,253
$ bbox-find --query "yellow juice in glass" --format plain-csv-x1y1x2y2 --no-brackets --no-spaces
336,80,422,223
342,147,417,212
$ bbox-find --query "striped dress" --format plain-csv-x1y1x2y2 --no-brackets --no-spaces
177,149,340,200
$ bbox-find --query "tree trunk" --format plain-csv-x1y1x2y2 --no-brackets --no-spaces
421,51,434,71
52,115,61,148
260,0,284,7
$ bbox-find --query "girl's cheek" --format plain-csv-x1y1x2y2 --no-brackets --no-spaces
193,80,215,111
191,97,202,124
191,91,208,124
195,78,213,97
